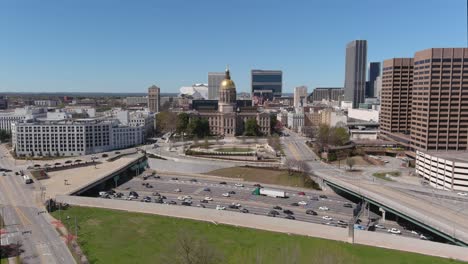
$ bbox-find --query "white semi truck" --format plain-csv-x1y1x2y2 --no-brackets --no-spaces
253,187,286,198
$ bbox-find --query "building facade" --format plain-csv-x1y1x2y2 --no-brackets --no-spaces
34,100,59,107
366,62,381,98
197,68,271,136
410,48,468,151
208,72,225,100
309,87,344,102
287,112,304,132
0,107,47,132
294,86,308,108
344,40,367,108
251,70,282,105
379,58,414,145
148,85,160,113
126,96,148,106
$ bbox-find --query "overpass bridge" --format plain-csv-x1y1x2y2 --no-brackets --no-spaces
322,175,468,246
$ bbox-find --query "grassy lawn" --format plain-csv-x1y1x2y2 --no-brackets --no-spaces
52,206,462,264
213,147,254,152
205,166,319,189
0,258,8,264
372,171,401,181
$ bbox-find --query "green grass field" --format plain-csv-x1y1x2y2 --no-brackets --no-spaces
52,206,462,264
0,258,8,264
205,166,319,189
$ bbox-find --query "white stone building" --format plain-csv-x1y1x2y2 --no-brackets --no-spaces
347,108,379,122
287,112,304,132
34,100,59,107
0,107,47,132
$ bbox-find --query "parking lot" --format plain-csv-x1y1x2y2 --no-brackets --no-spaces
96,173,426,240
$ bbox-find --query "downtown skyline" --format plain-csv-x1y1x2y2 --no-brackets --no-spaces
1,0,467,93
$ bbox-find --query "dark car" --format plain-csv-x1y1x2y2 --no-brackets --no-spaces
171,177,179,180
241,208,249,213
129,191,139,197
168,201,177,205
200,199,208,203
253,184,262,187
190,179,198,182
285,215,295,220
319,195,328,199
273,206,282,210
161,196,167,200
146,185,153,188
229,204,240,209
154,198,163,204
203,187,211,192
267,212,276,217
269,210,280,216
153,175,161,179
290,202,299,206
181,201,191,206
337,220,348,226
228,191,236,195
343,203,353,208
219,181,227,185
306,209,317,215
283,209,294,215
152,192,160,196
310,197,319,201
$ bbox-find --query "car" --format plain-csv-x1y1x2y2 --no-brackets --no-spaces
222,193,230,197
204,196,213,201
142,196,152,202
387,228,401,234
323,222,335,226
229,204,240,209
197,204,206,208
167,201,177,205
183,195,192,200
174,188,181,192
99,191,107,197
216,205,226,210
154,198,163,203
15,172,19,175
411,230,419,235
115,151,121,154
267,212,276,217
161,196,167,200
228,191,236,195
310,197,319,201
114,192,124,198
219,181,227,185
203,187,211,192
181,201,191,206
235,183,244,187
457,192,468,196
129,191,139,197
283,209,294,215
419,234,429,240
190,179,198,182
200,199,208,203
343,203,353,208
146,184,153,188
337,220,348,226
319,206,329,211
177,196,185,201
319,195,328,199
383,160,389,163
290,202,299,206
240,208,249,213
375,224,385,229
298,192,306,196
298,201,307,206
322,216,333,221
355,218,362,224
269,210,280,216
152,192,160,196
273,206,282,210
171,177,179,180
285,215,295,220
253,184,262,187
306,209,317,215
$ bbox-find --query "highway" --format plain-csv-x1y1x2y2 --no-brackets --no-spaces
0,145,75,264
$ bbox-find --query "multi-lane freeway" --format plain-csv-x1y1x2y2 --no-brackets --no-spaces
0,145,75,264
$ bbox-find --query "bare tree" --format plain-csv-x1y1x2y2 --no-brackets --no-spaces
284,158,297,175
295,160,310,176
346,156,355,171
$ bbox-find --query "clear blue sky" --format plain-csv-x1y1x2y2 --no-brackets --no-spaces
1,0,466,94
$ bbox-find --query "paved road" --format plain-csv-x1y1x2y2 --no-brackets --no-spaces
0,145,75,264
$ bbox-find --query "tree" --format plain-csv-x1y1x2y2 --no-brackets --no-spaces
176,113,190,134
284,158,297,175
317,125,330,146
329,127,349,146
244,119,260,136
295,160,310,176
156,111,177,133
267,135,281,152
188,117,210,138
0,129,11,142
346,156,355,171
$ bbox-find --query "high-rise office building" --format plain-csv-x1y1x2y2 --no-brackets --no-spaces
308,87,344,102
251,70,282,105
410,48,468,151
294,86,308,108
366,62,381,98
148,85,160,113
374,76,382,99
379,58,414,146
208,72,224,100
344,40,367,108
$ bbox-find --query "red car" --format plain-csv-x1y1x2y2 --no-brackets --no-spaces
298,192,306,195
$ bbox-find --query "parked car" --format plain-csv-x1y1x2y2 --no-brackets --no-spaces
343,203,353,208
319,206,329,211
283,209,294,215
219,181,227,185
273,206,282,210
387,228,401,234
216,205,226,210
235,183,244,187
298,201,307,206
306,210,317,215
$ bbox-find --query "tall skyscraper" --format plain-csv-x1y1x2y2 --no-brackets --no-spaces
379,58,414,146
366,62,381,98
410,48,468,151
251,70,282,105
294,86,308,108
148,85,160,113
208,72,224,100
344,40,367,108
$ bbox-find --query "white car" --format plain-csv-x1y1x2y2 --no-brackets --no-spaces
183,195,192,200
235,183,244,187
204,197,213,201
419,234,429,240
298,201,307,206
457,192,468,196
99,191,107,197
177,196,185,201
375,224,385,229
319,206,329,211
222,193,230,197
174,188,181,192
387,228,401,234
322,216,333,221
216,205,226,210
411,230,419,235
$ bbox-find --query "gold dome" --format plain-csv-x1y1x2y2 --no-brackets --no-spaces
220,67,236,90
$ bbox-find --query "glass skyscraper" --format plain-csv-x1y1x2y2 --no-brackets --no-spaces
344,40,367,108
251,69,282,105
